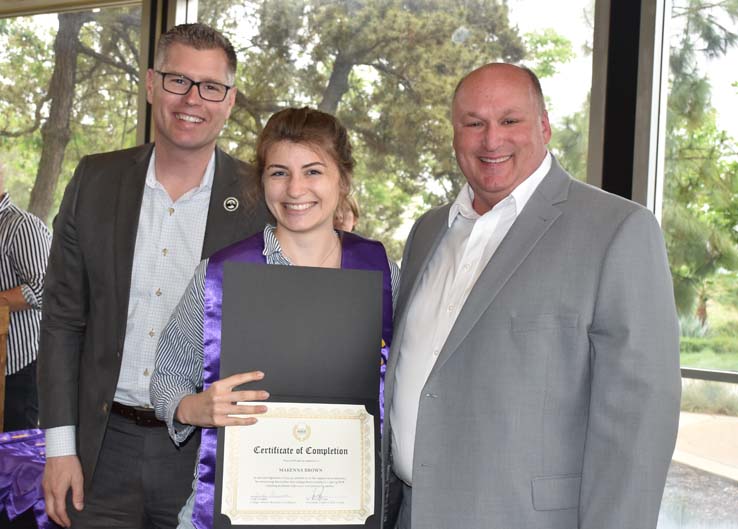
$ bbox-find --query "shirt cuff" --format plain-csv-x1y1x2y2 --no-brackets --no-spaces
20,284,41,309
45,426,77,458
167,390,197,445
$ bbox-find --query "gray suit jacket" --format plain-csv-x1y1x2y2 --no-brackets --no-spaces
382,159,681,529
37,143,267,487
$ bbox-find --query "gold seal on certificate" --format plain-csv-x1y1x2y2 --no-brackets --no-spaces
222,402,375,525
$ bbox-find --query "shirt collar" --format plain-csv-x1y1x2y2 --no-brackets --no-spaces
145,148,216,191
448,151,552,227
0,193,10,213
262,224,342,264
263,224,283,258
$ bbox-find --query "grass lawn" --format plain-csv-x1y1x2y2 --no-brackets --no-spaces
680,349,738,371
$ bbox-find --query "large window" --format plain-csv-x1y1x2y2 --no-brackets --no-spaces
661,0,738,374
0,3,142,224
657,1,738,527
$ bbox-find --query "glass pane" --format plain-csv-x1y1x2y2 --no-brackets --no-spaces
0,5,142,224
661,0,738,372
659,380,738,529
197,0,593,259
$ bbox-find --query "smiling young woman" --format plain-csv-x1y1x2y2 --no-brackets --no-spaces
150,107,400,529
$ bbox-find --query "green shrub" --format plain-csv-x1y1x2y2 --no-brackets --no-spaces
680,335,737,355
712,320,738,337
679,314,709,337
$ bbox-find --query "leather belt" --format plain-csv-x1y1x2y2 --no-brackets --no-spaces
111,402,165,427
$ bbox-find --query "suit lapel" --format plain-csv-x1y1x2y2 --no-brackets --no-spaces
114,144,153,350
201,147,262,258
429,163,571,377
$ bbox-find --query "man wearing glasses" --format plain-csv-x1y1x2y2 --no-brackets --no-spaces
38,23,266,528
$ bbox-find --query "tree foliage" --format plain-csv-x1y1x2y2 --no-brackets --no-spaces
0,1,579,260
661,0,738,322
198,0,578,257
0,7,140,222
540,0,738,326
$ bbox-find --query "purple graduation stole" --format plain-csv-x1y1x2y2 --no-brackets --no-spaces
193,231,393,529
0,429,55,529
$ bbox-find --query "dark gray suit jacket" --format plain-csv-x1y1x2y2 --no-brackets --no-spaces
37,143,267,487
382,159,681,529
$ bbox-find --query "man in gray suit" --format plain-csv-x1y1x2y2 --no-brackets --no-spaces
38,24,265,528
382,63,681,529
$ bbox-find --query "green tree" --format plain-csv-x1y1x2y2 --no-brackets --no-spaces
540,0,738,326
28,12,87,220
0,7,141,223
661,0,738,323
549,95,589,181
1,1,577,259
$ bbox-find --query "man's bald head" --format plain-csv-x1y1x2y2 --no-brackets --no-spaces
453,63,546,116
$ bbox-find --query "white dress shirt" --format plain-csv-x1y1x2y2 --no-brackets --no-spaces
45,150,214,457
390,152,552,484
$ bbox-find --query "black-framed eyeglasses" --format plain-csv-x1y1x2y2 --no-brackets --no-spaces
156,71,233,102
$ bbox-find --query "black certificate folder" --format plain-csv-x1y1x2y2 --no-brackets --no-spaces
214,262,383,529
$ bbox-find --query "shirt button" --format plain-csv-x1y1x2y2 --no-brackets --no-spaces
463,263,471,271
155,288,162,297
433,349,440,356
447,304,454,313
162,248,168,256
148,329,155,337
168,207,175,216
144,368,150,377
102,402,109,413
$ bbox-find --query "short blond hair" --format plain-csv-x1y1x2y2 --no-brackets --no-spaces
155,23,237,84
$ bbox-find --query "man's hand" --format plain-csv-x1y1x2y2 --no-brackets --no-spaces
42,455,84,528
177,370,269,428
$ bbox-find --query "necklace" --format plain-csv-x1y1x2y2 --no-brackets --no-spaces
318,234,340,267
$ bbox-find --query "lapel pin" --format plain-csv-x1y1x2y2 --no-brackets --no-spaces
223,197,239,212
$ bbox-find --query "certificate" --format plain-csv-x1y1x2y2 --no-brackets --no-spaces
221,402,374,525
214,263,383,528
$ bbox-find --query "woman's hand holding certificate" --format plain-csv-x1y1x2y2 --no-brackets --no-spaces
176,371,270,428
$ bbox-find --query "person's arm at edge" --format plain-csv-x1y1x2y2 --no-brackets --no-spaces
580,207,681,528
2,216,51,311
0,286,31,311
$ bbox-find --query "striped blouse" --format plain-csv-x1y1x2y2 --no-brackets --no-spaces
0,193,51,374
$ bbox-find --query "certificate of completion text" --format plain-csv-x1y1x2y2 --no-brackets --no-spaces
221,402,375,525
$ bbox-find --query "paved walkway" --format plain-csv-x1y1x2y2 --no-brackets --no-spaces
672,411,738,482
